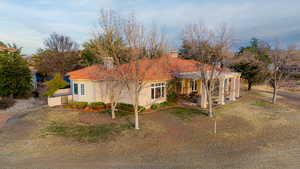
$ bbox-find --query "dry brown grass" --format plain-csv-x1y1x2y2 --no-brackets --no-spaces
1,85,300,169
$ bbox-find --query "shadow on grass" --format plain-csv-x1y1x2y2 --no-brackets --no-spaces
164,106,207,121
251,100,274,108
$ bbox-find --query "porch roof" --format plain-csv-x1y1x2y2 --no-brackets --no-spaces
175,71,240,80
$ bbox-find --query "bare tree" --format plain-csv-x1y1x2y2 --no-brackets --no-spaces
92,9,127,119
32,33,81,76
122,14,168,129
268,41,297,104
92,9,168,127
44,32,79,53
182,23,233,117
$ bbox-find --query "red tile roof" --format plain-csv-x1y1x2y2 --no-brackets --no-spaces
67,56,214,81
0,46,16,52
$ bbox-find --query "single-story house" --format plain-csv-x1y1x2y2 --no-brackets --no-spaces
66,51,241,109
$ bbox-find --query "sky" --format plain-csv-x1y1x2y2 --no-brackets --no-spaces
1,0,300,55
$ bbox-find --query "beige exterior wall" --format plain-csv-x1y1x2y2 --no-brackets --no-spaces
70,79,167,108
72,80,97,103
138,81,167,108
48,97,62,107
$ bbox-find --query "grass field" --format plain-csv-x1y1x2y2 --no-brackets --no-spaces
0,85,299,169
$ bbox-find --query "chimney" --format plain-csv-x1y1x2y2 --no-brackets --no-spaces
170,50,178,58
103,57,114,69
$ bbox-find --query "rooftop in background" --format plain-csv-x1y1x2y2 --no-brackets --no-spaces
0,46,17,52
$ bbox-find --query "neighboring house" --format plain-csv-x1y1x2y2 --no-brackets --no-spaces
0,46,16,52
66,51,241,109
281,64,300,73
29,67,38,89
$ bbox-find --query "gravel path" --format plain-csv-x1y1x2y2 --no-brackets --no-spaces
0,98,46,114
0,98,46,128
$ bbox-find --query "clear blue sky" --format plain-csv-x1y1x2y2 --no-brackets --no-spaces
1,0,300,55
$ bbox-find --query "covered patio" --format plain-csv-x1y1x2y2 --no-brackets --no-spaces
175,71,241,108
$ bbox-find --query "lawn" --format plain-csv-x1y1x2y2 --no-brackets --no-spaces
43,121,134,142
1,85,300,169
164,106,206,121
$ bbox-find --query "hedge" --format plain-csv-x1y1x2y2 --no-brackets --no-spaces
151,101,170,110
65,102,145,113
90,102,106,110
117,103,145,113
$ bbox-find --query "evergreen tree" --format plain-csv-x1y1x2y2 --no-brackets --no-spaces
0,49,32,97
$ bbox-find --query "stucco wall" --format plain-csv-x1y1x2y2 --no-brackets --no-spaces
71,80,97,103
70,79,167,108
139,81,167,108
48,97,62,107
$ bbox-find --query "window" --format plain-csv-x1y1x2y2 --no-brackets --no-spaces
80,84,85,96
190,80,198,91
151,83,165,100
74,83,78,95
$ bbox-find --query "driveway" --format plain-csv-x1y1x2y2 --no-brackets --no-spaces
257,88,300,109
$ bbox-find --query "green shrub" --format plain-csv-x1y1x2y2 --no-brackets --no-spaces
44,74,68,97
90,102,106,106
117,103,145,112
167,80,178,103
90,102,106,110
167,91,177,103
0,98,15,110
151,101,170,110
101,109,132,117
160,101,170,107
73,102,89,109
151,104,159,110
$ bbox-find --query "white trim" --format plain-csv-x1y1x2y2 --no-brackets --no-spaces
151,82,166,100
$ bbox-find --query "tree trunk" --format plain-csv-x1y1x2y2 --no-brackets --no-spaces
134,94,140,130
208,94,213,118
248,83,252,91
111,103,116,119
134,105,139,130
272,85,277,104
214,119,217,134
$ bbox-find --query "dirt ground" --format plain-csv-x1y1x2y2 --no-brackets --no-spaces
0,86,300,169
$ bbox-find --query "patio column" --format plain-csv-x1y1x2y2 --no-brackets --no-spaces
230,77,236,101
224,78,229,94
200,81,207,108
235,75,241,98
218,78,225,105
